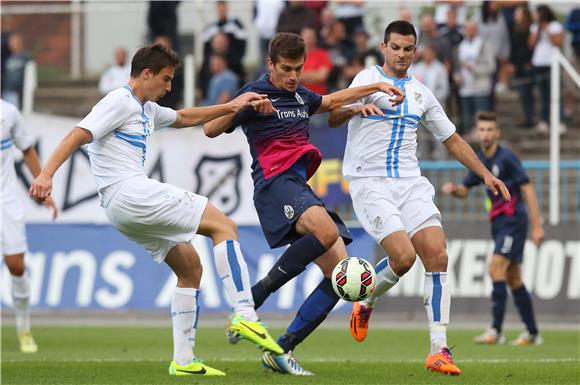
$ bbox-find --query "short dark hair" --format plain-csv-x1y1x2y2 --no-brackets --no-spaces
268,33,306,64
384,20,417,45
476,111,497,123
130,43,180,78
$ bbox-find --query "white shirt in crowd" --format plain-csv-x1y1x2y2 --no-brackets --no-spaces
76,86,177,205
531,21,564,67
254,0,285,39
343,66,455,179
409,60,450,105
98,64,131,95
0,99,35,204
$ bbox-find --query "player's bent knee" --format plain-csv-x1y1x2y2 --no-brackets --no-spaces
4,256,25,276
316,227,339,250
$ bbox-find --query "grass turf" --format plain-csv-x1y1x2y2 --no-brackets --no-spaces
2,326,579,385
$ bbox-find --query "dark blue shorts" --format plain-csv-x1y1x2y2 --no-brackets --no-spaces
253,170,353,248
491,216,528,263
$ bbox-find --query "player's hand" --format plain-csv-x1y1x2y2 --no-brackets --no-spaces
441,182,455,195
43,195,59,221
483,174,511,202
355,103,384,118
29,172,53,203
531,224,545,246
376,83,405,106
250,98,277,115
230,92,268,113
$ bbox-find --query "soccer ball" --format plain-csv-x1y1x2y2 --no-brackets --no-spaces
331,257,376,302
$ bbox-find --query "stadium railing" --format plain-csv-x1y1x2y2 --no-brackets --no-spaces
337,160,580,225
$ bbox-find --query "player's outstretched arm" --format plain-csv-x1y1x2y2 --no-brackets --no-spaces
317,82,404,114
327,103,385,127
29,127,93,203
173,92,272,128
203,95,276,138
22,146,59,220
443,133,511,201
521,183,545,245
441,182,470,199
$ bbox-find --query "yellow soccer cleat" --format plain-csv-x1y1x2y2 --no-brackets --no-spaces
18,331,38,353
227,313,284,355
168,359,225,376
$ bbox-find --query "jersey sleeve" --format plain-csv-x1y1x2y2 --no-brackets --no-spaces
301,87,323,116
77,93,133,141
348,70,368,105
227,83,258,133
419,86,456,142
148,102,178,131
462,170,482,188
8,104,35,151
505,150,530,185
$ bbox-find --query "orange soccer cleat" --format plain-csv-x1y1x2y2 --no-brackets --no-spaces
425,347,461,376
349,302,373,342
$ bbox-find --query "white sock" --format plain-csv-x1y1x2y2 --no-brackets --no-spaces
362,257,399,307
424,272,450,353
214,240,258,321
171,287,199,365
12,274,31,333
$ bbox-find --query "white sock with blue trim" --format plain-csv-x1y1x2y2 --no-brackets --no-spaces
214,240,258,321
362,257,399,307
424,272,450,353
171,287,199,365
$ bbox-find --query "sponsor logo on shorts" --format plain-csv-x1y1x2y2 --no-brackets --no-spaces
284,205,295,220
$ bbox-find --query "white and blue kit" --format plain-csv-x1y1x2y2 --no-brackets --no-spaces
345,66,455,352
344,65,456,242
77,86,208,262
1,99,35,255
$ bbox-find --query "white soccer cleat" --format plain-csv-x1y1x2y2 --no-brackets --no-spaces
474,328,506,345
261,351,313,375
511,330,543,346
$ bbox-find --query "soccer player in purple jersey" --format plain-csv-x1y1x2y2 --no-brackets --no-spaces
442,111,545,346
204,32,404,375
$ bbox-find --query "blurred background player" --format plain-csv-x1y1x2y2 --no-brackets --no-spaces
328,20,511,376
98,47,131,96
442,111,544,346
1,98,58,353
204,32,404,375
28,44,282,376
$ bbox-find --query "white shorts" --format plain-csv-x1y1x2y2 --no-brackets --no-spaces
104,177,208,263
349,176,442,243
1,199,28,255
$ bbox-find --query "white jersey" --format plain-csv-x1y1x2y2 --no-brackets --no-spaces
77,86,177,204
343,66,455,179
1,99,35,204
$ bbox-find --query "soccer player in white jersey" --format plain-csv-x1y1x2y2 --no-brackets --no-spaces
328,21,511,376
29,44,281,376
1,99,58,353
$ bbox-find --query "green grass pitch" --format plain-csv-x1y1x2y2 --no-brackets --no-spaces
2,326,579,385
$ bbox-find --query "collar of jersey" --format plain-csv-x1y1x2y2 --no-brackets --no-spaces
123,84,144,109
375,65,412,83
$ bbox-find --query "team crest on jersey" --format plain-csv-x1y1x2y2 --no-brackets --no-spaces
492,164,500,177
414,92,423,104
284,205,295,219
194,155,242,215
295,92,304,105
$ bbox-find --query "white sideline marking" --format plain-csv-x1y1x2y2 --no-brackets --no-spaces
4,357,579,364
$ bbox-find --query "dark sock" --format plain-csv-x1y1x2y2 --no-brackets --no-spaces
277,278,339,353
491,281,508,333
252,234,327,309
512,285,538,335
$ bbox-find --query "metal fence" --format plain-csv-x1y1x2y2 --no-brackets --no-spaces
336,160,580,224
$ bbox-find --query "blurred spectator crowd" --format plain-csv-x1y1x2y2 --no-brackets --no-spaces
1,1,579,160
